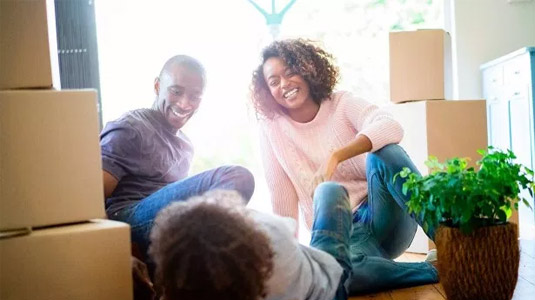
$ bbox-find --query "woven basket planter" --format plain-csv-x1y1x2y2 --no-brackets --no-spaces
435,222,519,300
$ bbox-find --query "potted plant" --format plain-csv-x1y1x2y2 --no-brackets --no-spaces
395,147,534,300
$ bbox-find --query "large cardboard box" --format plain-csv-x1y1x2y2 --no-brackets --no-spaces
0,90,105,230
386,100,488,252
387,100,487,174
0,219,133,300
389,29,452,103
0,0,60,90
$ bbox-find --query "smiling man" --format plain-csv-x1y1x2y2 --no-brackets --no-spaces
99,55,255,264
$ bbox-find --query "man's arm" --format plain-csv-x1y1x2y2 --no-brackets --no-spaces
103,170,119,198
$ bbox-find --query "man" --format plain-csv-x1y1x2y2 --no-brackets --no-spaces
100,55,255,262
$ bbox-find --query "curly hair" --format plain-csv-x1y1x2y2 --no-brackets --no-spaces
148,190,274,300
250,38,339,120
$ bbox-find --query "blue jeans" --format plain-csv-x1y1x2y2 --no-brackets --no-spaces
110,165,255,258
310,144,438,298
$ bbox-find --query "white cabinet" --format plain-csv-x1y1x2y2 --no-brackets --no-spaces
481,47,535,239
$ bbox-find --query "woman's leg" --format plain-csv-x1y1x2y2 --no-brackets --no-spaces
112,165,255,256
366,144,435,258
347,221,438,294
309,182,353,300
346,144,439,294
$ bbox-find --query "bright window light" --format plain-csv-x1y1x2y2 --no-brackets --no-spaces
95,0,443,243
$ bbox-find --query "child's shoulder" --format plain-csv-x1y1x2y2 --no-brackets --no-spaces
248,210,296,238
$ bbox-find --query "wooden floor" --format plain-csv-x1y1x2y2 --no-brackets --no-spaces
349,239,535,300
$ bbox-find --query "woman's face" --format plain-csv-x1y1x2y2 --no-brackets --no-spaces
262,57,314,114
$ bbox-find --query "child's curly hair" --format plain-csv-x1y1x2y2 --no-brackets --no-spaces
250,38,339,120
148,190,274,300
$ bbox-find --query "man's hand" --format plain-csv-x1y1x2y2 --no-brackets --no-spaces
132,256,155,300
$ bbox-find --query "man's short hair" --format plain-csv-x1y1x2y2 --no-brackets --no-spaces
148,190,274,300
159,55,206,85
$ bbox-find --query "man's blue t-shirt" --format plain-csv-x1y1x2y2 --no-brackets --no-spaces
100,109,193,216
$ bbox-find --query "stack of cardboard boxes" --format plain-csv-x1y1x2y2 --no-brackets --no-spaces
0,1,132,299
387,29,488,253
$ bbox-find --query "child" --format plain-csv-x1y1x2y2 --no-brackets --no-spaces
148,189,347,300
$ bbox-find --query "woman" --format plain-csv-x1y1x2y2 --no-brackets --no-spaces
250,39,438,294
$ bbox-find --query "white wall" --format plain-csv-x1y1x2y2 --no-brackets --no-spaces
445,0,535,99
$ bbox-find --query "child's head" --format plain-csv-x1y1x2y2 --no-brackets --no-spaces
148,190,274,300
251,39,339,120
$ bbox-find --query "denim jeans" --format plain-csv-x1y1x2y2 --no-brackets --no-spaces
310,144,438,299
110,165,255,259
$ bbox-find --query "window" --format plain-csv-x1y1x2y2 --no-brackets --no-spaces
95,0,443,242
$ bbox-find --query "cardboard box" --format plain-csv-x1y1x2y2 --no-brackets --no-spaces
0,0,60,90
0,90,105,230
389,29,452,103
386,100,487,174
386,100,488,252
0,219,133,300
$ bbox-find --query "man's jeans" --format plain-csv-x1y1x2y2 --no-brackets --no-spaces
110,165,255,258
310,144,438,299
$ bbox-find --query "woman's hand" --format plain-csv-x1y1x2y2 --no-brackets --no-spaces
312,152,340,193
311,135,372,197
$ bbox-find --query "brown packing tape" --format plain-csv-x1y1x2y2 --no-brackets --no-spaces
0,227,32,240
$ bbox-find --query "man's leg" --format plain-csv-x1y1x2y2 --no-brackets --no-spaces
115,165,254,256
309,182,353,300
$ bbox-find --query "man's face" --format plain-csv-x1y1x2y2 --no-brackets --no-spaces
154,65,204,131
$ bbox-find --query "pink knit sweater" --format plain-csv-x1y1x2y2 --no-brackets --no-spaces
259,91,404,230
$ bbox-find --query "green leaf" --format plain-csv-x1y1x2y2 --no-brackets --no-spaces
497,209,507,223
390,23,403,31
500,205,512,219
371,0,385,6
411,12,425,25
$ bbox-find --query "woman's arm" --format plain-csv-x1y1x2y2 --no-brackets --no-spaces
314,134,372,185
259,128,299,230
314,92,403,184
345,93,403,153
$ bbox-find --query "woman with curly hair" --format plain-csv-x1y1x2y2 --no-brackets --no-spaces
251,39,438,296
148,189,344,300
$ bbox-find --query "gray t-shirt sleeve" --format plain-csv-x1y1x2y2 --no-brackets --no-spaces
250,210,343,300
100,121,142,181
